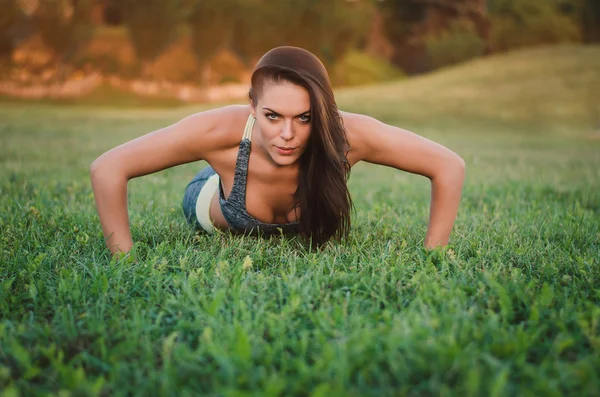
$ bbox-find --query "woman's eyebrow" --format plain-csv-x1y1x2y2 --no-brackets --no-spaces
263,107,310,117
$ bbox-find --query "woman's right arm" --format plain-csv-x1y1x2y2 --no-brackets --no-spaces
90,107,231,255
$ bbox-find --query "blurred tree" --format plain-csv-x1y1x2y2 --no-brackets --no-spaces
229,0,374,67
33,0,95,79
379,1,432,73
581,0,600,42
425,18,486,69
488,0,580,52
553,0,583,16
188,0,234,84
495,0,598,43
102,0,123,25
312,0,375,65
0,0,23,62
379,0,487,73
119,0,197,77
228,0,281,64
379,0,426,44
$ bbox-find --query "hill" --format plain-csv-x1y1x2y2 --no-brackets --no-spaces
337,45,600,130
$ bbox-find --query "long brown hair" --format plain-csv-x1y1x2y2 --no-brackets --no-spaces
248,46,352,247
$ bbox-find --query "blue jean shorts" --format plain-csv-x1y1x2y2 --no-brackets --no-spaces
182,166,218,229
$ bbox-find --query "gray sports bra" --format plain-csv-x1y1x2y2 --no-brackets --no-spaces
218,115,300,234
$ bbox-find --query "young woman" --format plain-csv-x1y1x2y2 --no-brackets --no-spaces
91,46,465,255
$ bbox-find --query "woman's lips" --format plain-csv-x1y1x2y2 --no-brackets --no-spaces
276,146,295,155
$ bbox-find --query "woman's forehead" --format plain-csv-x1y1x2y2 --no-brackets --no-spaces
259,81,311,114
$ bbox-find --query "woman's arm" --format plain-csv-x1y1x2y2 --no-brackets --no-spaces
344,112,465,249
90,107,233,255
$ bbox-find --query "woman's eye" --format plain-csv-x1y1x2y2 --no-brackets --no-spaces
299,115,311,123
266,113,278,120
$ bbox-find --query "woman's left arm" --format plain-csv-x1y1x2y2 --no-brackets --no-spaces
344,112,465,249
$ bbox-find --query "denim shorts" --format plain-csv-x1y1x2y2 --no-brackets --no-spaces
182,166,218,229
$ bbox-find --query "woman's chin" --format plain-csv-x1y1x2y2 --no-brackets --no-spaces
274,157,297,166
270,152,299,166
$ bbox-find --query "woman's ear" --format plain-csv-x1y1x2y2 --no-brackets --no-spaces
249,88,257,119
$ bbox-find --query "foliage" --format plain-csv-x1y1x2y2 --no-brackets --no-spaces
488,0,581,52
581,0,600,42
378,0,486,73
146,35,202,83
0,0,22,59
331,51,404,87
2,0,597,87
229,0,374,66
378,0,427,43
377,0,427,71
188,0,235,68
119,0,196,73
425,19,486,70
32,0,94,65
304,0,375,66
72,26,138,78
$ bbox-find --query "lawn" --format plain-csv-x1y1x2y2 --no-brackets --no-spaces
1,45,599,396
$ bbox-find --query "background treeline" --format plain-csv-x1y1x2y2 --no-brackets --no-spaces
0,0,598,86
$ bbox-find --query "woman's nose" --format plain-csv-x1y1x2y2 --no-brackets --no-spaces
280,120,294,140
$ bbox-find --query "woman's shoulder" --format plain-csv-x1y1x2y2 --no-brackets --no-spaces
184,104,252,150
340,110,380,165
340,109,380,132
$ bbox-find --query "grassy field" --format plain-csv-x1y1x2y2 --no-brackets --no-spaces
1,45,600,396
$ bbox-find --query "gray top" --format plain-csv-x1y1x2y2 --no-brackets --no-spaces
218,115,300,235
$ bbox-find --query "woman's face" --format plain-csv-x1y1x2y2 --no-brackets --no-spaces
251,80,312,167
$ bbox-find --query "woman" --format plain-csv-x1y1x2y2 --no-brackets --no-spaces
91,46,465,255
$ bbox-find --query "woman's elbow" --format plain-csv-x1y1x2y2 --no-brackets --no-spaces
90,154,110,183
90,153,124,185
90,157,101,178
90,156,102,181
451,154,466,186
454,154,466,178
433,154,465,184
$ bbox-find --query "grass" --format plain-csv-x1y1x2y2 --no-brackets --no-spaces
1,45,600,396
